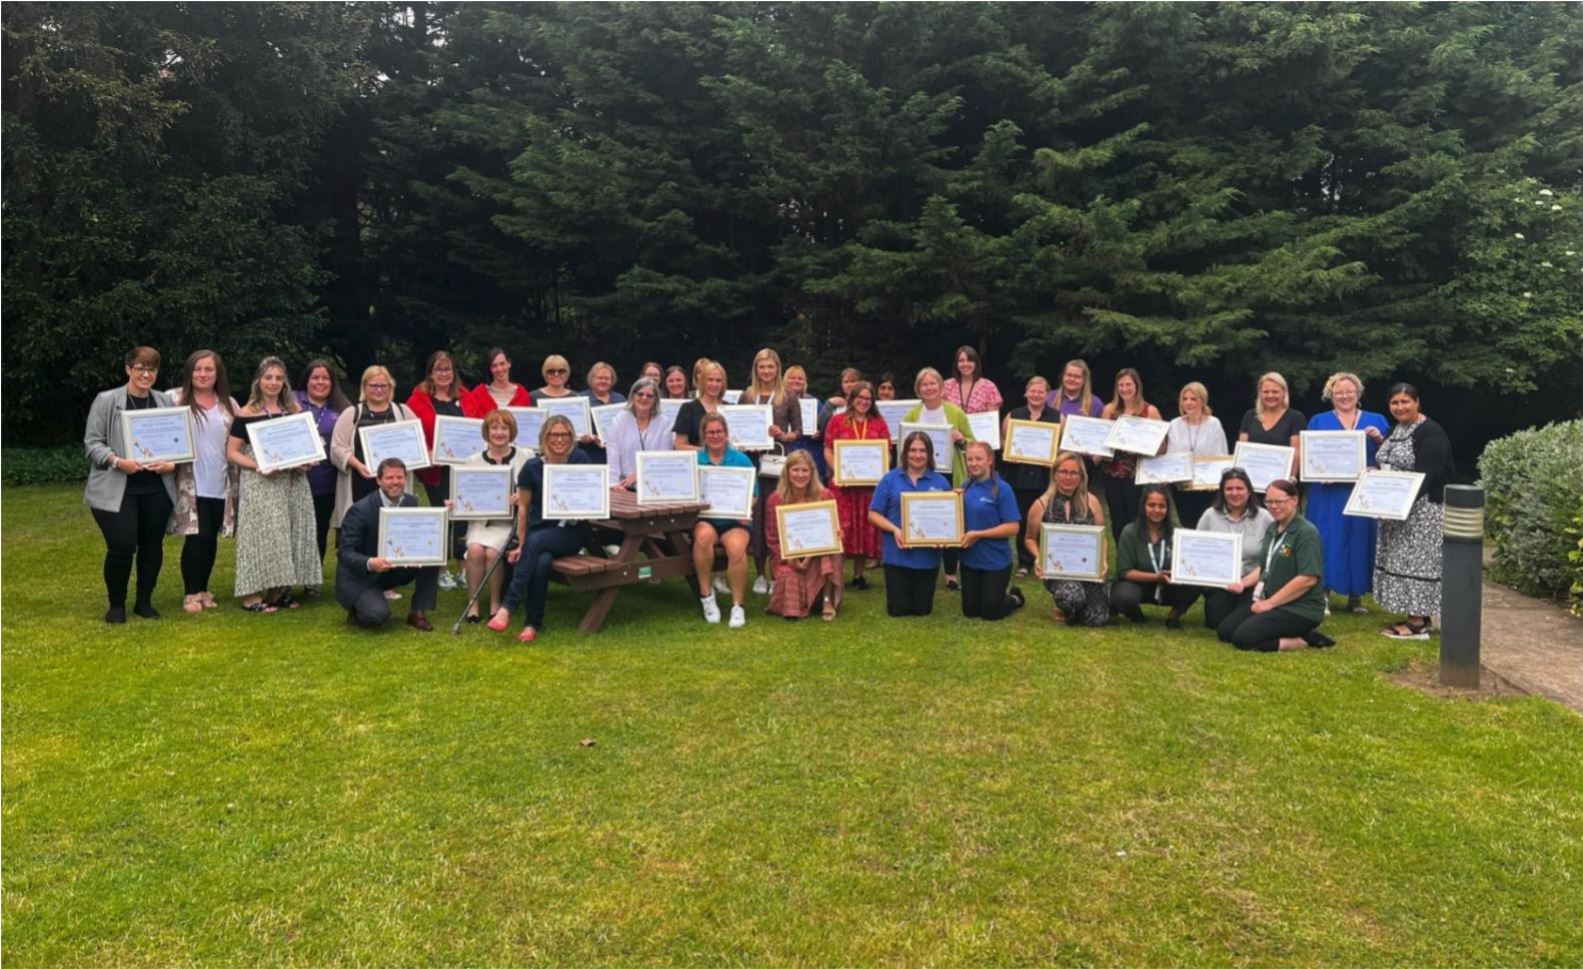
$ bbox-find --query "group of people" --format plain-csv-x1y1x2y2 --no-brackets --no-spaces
84,344,1456,650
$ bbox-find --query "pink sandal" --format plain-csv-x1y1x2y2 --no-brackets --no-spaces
517,626,537,643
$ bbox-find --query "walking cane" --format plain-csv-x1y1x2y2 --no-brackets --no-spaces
451,531,519,635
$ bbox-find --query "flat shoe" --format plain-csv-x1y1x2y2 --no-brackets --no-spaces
487,614,510,633
465,613,482,624
183,595,205,615
517,626,537,643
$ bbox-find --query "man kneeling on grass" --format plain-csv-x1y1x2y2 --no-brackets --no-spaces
336,458,440,631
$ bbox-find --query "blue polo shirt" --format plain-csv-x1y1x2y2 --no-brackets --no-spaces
697,446,758,528
870,466,952,570
959,474,1020,572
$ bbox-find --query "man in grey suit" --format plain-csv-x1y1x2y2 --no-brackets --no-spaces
336,458,441,631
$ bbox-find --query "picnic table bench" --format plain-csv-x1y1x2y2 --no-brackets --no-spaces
549,489,708,633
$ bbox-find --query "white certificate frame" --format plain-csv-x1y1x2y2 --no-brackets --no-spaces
121,405,197,464
1187,455,1235,491
1170,529,1243,588
1299,430,1367,483
698,464,756,520
721,389,744,405
1060,414,1116,458
897,422,954,474
245,411,325,473
719,404,774,451
359,419,432,472
635,450,700,505
376,506,449,566
506,407,547,449
1343,469,1426,521
832,439,889,486
540,463,611,521
900,491,963,547
658,398,686,428
448,465,514,520
538,396,593,438
591,403,626,444
1105,415,1171,455
874,399,921,431
1003,419,1060,466
431,415,485,466
1136,452,1195,485
1232,442,1296,493
775,499,842,558
1040,523,1106,581
798,398,821,439
966,411,1001,450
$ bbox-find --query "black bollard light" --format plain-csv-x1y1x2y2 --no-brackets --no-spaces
1440,484,1484,688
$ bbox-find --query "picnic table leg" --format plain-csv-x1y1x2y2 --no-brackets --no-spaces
579,588,620,634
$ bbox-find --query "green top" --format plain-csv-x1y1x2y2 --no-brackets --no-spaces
1258,513,1325,623
1115,520,1170,577
902,401,974,486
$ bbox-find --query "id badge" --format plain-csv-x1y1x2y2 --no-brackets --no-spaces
1252,581,1265,603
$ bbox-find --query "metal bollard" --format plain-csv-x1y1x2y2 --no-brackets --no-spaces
1440,484,1484,688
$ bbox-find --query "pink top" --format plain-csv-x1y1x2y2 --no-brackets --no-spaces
943,376,1003,415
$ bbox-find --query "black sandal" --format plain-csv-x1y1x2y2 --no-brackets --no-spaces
241,600,278,614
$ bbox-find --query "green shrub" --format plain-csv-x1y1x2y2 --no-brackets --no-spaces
1478,419,1583,604
2,446,89,486
1568,509,1583,617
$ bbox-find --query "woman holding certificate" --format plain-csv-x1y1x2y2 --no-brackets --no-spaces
1056,360,1104,420
226,357,322,612
958,442,1026,621
1098,368,1164,541
167,350,240,614
823,381,890,589
1025,452,1110,627
579,361,625,463
407,350,469,589
1237,372,1305,473
783,365,829,480
462,347,533,415
1195,468,1274,629
1374,383,1455,640
532,354,577,401
904,367,974,590
1215,479,1332,651
606,378,673,488
744,348,804,595
1002,375,1061,576
295,359,351,565
84,347,180,622
1304,372,1389,615
487,416,590,642
1111,485,1198,628
672,360,727,449
330,366,418,527
693,413,758,629
868,432,953,617
763,452,844,621
1166,382,1229,529
462,410,532,623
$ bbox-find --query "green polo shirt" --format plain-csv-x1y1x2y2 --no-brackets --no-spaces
1258,514,1325,623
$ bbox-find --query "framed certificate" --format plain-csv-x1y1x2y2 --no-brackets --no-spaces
1344,469,1426,521
359,420,432,472
591,403,626,444
699,465,756,519
719,404,774,450
900,491,963,546
377,507,448,566
658,398,686,427
1040,523,1105,580
247,411,326,473
1300,430,1367,483
1136,452,1194,484
431,415,485,465
506,407,547,449
1187,455,1235,491
874,399,920,431
1060,415,1115,458
721,389,744,404
1004,419,1059,466
775,499,842,558
897,422,954,473
1232,442,1295,493
449,465,514,520
1105,415,1171,455
798,398,820,439
1170,529,1243,588
966,411,1001,450
539,396,593,438
635,450,699,504
540,463,610,520
121,406,196,464
832,439,889,486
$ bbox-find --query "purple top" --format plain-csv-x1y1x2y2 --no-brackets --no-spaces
1057,393,1103,419
295,390,345,496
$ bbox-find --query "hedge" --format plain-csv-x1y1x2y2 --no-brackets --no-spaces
1478,419,1583,613
2,446,89,486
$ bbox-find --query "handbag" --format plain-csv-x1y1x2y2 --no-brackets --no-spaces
758,442,787,479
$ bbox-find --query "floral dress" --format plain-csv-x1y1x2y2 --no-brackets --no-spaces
1374,419,1445,617
824,411,891,560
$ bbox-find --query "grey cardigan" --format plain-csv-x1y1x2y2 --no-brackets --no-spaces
83,386,179,512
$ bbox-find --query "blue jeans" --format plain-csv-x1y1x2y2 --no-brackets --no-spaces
501,525,586,629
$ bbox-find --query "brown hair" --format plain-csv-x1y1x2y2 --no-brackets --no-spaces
124,346,161,370
482,408,518,442
774,450,825,504
417,350,467,398
178,349,235,422
1107,367,1149,418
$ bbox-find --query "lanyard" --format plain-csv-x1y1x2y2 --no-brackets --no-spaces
1146,538,1165,574
1263,529,1289,575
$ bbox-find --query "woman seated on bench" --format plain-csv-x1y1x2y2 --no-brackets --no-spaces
693,412,757,630
487,415,588,643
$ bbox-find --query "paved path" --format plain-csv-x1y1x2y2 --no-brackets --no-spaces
1477,577,1581,712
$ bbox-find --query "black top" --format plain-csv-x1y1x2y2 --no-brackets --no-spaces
1239,408,1306,448
671,399,713,447
1002,405,1061,491
1410,417,1455,505
123,392,165,495
516,449,591,530
432,397,464,419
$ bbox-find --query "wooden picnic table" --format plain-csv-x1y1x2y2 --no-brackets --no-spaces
549,489,707,633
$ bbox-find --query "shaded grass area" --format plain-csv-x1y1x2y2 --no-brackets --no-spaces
4,484,1581,966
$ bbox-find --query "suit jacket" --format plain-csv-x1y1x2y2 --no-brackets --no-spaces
83,387,179,511
335,489,419,609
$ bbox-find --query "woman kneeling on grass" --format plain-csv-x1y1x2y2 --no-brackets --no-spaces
1026,452,1109,627
868,431,952,617
487,415,587,643
958,441,1025,620
1215,478,1335,652
764,450,844,621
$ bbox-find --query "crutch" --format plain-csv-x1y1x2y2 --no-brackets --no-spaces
451,531,519,635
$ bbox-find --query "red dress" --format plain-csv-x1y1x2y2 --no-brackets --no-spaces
824,411,891,559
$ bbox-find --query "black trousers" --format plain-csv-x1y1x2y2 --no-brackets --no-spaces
312,492,335,561
884,564,938,617
350,566,440,627
1216,602,1318,652
1102,475,1140,541
92,489,173,607
1110,578,1199,620
1202,589,1252,630
502,525,586,629
180,496,226,595
960,564,1019,620
1012,486,1044,570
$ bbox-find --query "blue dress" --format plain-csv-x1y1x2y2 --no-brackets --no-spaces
1304,409,1389,596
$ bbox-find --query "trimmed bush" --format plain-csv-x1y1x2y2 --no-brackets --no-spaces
2,446,89,486
1478,419,1583,606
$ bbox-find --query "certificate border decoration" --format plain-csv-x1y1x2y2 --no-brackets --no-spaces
635,450,700,505
1343,469,1426,521
1039,523,1106,580
376,506,450,566
774,499,843,558
245,410,325,473
697,464,756,519
1104,414,1172,455
897,421,954,474
1003,418,1060,466
832,439,890,486
358,419,433,472
121,405,198,465
431,415,485,466
1169,528,1243,588
1231,441,1295,493
540,462,612,521
1185,454,1235,491
1136,451,1195,485
718,403,775,451
899,491,963,547
447,464,514,520
1298,430,1367,483
1059,414,1116,458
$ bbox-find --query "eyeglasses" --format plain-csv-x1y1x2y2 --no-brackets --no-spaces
366,383,391,391
634,391,657,399
546,432,574,441
1266,495,1297,506
130,365,158,374
1055,469,1082,477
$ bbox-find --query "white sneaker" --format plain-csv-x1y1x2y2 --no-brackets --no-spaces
603,544,622,557
713,576,731,595
700,594,721,624
753,575,770,595
729,604,747,628
437,569,457,590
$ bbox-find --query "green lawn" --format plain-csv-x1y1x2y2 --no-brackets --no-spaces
4,484,1580,966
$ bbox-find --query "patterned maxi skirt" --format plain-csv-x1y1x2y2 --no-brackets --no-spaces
1374,496,1443,617
234,466,324,597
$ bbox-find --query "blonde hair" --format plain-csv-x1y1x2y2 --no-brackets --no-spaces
914,367,944,396
697,360,727,400
1062,359,1095,417
784,364,808,385
774,450,825,504
358,365,395,403
248,356,301,414
541,354,570,378
1038,451,1094,516
748,347,786,406
1179,381,1213,417
1255,372,1290,414
1321,372,1364,402
537,414,576,456
585,361,616,387
1026,375,1050,393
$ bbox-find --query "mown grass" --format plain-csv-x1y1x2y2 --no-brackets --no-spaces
4,484,1581,966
